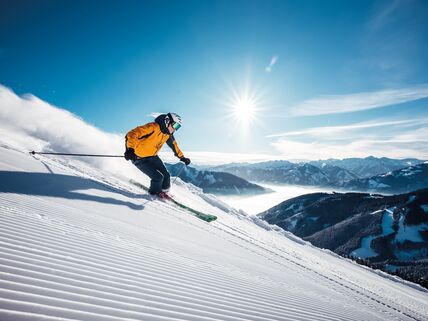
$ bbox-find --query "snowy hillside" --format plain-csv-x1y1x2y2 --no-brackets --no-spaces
3,144,428,320
341,163,428,194
1,86,428,320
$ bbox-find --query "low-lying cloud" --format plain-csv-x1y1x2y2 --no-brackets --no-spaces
269,118,428,160
289,84,428,116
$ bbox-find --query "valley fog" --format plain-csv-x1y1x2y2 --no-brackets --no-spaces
218,183,335,215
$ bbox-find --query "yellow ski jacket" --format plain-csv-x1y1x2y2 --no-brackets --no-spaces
125,121,184,159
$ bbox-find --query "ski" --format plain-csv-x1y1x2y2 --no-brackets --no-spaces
129,179,217,222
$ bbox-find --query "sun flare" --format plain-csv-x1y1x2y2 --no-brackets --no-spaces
232,95,257,124
224,87,264,129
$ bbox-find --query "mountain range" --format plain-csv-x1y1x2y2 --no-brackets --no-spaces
310,156,422,178
210,157,427,194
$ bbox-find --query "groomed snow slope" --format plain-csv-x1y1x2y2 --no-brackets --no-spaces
1,145,428,321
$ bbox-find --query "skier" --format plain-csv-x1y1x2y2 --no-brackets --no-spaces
124,113,191,198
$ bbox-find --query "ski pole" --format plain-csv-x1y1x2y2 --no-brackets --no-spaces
171,162,186,187
30,151,124,158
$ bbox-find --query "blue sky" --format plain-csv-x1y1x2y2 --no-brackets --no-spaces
1,0,428,161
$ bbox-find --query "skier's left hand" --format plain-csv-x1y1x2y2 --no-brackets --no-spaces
124,148,137,161
180,157,191,165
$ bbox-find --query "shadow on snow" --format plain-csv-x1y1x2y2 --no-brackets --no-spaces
0,171,144,210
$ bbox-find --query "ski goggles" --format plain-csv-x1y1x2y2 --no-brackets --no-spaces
172,122,181,130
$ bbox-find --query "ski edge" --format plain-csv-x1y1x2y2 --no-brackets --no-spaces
129,179,217,222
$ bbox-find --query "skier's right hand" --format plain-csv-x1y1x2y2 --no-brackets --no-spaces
124,148,137,161
180,157,191,165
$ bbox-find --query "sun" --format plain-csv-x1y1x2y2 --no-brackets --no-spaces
232,94,257,124
225,88,263,128
221,77,265,131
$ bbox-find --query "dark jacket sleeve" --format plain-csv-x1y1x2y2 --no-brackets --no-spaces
166,134,184,158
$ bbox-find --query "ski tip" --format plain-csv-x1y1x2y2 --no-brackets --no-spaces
197,215,217,222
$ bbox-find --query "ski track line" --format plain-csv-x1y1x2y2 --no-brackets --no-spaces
0,277,321,321
0,225,299,312
0,228,342,320
0,197,208,263
208,229,391,320
1,204,382,318
211,221,424,321
257,236,427,321
0,212,348,318
0,195,412,320
0,234,384,318
0,201,160,248
221,215,428,312
207,223,368,315
0,249,342,318
0,298,185,321
0,268,295,321
0,263,343,321
0,308,82,321
0,195,310,302
1,188,211,245
1,205,282,296
324,266,427,320
247,233,422,320
0,216,270,291
0,238,298,317
0,198,412,320
0,256,320,321
0,216,328,314
0,238,298,318
147,202,392,320
1,204,368,318
0,248,286,314
0,283,266,321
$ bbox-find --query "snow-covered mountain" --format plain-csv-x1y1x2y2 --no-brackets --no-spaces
165,163,268,195
1,86,428,320
310,156,424,178
211,161,358,186
211,158,427,194
212,161,329,185
258,189,428,289
341,163,428,194
317,163,360,183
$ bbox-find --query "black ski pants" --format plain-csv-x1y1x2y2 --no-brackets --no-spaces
132,156,170,195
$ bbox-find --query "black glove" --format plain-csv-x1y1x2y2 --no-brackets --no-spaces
180,157,191,165
124,148,137,161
